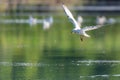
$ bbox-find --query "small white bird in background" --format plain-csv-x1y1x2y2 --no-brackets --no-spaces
96,16,107,25
62,4,105,41
107,18,116,24
28,15,37,26
43,16,53,30
77,16,83,26
96,16,116,26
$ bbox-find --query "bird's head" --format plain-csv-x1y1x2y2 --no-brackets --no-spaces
71,30,76,34
71,29,80,34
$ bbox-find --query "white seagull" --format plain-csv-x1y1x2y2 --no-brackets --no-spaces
28,15,37,26
43,16,53,30
77,15,83,26
96,16,107,25
62,4,104,41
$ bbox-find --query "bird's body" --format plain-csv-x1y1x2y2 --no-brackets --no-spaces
96,16,106,25
43,16,53,30
77,16,83,26
62,4,104,41
28,15,37,26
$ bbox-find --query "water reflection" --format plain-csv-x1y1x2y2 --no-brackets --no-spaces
1,59,120,80
0,15,120,80
1,60,120,67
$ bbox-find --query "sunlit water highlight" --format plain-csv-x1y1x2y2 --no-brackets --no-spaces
1,60,120,79
1,60,120,67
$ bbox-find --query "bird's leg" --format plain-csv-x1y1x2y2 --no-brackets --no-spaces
80,37,83,41
80,36,83,41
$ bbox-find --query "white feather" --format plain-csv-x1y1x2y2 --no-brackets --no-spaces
62,4,80,30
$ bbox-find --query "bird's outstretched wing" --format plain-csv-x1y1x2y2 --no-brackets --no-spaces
82,25,103,31
62,4,80,29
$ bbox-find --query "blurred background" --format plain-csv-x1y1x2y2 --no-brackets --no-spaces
0,0,120,80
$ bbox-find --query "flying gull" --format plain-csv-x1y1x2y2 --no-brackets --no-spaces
62,4,104,41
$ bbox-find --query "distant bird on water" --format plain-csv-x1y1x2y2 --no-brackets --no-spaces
77,15,83,26
96,16,107,25
43,16,53,30
62,4,105,41
96,16,116,25
28,15,37,26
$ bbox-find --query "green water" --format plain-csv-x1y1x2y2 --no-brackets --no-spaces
0,15,120,80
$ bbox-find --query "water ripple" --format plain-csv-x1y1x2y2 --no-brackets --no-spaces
0,62,49,67
80,74,120,79
1,60,120,67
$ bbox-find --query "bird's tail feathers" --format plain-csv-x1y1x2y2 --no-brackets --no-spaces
84,32,90,37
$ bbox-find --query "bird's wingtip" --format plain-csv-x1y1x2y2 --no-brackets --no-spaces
61,2,65,6
61,3,65,8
